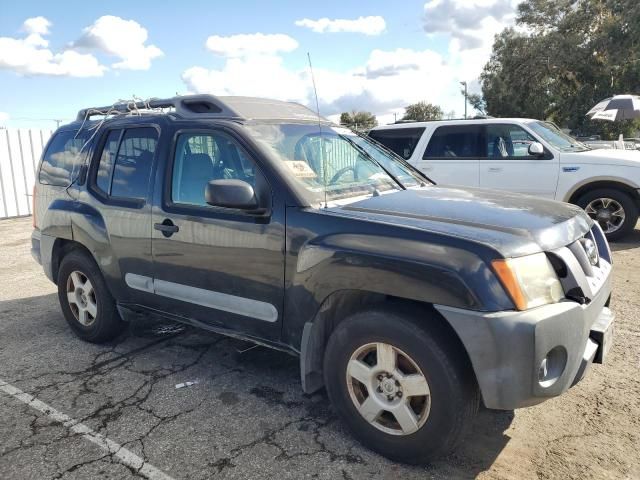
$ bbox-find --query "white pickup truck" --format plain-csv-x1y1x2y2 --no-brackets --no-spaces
369,118,640,240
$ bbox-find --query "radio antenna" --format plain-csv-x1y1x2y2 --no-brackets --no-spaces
307,52,327,209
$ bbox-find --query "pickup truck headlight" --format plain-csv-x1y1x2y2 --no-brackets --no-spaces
492,253,564,310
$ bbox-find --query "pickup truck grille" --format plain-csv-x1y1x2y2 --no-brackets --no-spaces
548,223,612,302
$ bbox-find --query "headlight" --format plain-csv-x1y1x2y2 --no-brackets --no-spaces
492,253,564,310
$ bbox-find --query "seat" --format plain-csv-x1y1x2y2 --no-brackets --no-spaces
491,137,514,158
179,153,214,205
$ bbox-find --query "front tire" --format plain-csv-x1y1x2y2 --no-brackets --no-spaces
576,188,639,241
323,308,478,464
57,250,125,343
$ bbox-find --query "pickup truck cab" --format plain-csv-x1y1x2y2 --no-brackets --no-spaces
369,118,640,240
32,96,614,463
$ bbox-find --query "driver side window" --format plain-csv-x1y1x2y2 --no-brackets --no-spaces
486,124,537,159
171,132,257,206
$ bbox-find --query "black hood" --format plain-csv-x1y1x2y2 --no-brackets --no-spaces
330,186,592,257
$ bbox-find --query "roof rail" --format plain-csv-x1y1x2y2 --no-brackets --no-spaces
75,94,244,122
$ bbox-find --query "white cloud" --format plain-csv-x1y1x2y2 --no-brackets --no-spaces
423,0,519,50
295,16,386,35
0,17,106,77
73,15,163,70
182,44,467,124
23,16,51,35
205,33,298,58
0,112,9,124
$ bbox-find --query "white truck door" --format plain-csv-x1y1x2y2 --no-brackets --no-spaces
480,123,559,198
417,124,481,187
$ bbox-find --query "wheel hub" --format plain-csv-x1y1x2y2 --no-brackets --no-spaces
346,342,431,436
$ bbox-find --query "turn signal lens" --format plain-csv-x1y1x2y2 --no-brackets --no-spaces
492,253,564,310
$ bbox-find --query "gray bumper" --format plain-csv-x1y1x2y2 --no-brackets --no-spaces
435,274,613,410
31,230,56,282
31,229,42,265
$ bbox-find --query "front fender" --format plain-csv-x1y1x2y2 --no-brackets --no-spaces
284,231,513,350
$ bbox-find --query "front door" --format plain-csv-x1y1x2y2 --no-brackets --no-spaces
149,129,284,341
479,123,559,198
417,124,482,187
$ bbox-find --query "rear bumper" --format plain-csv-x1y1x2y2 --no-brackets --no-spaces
435,274,613,410
31,229,42,265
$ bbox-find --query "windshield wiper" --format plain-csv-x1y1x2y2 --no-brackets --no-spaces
350,130,433,186
337,134,406,191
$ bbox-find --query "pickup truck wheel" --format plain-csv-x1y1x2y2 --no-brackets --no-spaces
323,309,478,464
576,188,639,241
57,250,125,343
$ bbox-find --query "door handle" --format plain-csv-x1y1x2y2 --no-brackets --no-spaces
154,219,179,237
488,167,502,172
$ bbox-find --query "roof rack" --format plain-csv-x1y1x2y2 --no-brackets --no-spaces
76,94,244,122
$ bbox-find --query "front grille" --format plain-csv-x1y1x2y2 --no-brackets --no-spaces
547,223,612,302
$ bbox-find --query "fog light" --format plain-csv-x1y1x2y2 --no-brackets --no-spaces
538,346,567,388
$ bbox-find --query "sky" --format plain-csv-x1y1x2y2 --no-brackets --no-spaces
0,0,521,129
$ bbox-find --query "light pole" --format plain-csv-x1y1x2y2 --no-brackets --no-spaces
460,81,468,119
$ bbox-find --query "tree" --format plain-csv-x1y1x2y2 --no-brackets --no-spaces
402,102,444,121
467,93,487,116
339,111,378,131
480,0,640,138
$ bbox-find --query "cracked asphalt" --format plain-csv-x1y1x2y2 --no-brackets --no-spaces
1,217,639,480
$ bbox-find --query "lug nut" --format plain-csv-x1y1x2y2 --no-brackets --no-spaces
377,386,383,392
397,392,403,398
387,395,394,401
377,374,383,381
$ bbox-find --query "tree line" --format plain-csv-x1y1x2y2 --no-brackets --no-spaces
480,0,640,137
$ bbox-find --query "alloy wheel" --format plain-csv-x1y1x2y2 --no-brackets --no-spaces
346,342,431,436
66,271,98,326
584,197,626,234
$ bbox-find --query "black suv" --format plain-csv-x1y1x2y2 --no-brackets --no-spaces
32,95,614,463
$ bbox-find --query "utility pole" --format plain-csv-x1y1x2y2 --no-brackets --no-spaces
460,81,468,119
393,112,397,123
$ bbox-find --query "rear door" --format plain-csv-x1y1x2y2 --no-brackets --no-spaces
479,123,559,198
85,125,159,304
417,125,482,187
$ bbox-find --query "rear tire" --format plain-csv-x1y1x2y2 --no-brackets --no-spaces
576,188,639,241
323,307,478,464
57,250,125,343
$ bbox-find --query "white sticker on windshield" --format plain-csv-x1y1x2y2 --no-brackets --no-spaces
284,161,317,178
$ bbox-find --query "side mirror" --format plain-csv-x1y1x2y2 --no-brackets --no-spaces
205,179,258,210
528,142,544,156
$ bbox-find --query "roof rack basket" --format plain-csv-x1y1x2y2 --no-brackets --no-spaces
76,94,244,122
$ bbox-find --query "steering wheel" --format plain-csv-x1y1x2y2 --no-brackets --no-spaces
329,165,359,185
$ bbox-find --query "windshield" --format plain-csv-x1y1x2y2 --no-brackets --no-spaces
528,121,590,152
245,122,429,204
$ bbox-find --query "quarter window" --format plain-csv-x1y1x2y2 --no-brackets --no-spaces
368,127,425,160
171,132,257,206
39,130,89,186
423,125,483,158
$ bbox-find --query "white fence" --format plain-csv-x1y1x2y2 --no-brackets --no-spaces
0,128,53,219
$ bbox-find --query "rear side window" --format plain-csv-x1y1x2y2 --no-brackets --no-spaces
39,131,88,186
423,125,483,158
368,127,425,160
94,127,158,201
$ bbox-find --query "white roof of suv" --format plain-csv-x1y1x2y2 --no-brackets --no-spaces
370,118,539,131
